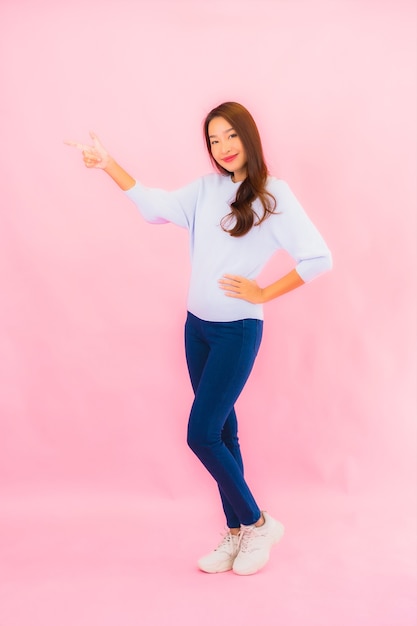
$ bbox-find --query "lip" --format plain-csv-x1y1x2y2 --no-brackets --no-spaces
222,154,238,163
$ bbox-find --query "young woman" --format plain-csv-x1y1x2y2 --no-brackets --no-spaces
66,102,332,576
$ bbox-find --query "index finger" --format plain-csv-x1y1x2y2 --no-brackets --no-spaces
64,140,87,151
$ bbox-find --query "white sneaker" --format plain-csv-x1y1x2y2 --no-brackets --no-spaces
233,511,284,576
198,530,241,573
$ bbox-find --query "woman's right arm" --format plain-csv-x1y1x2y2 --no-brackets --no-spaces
65,131,135,191
102,158,135,191
66,131,199,228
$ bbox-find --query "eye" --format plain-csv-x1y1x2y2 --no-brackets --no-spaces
229,133,238,139
211,140,219,145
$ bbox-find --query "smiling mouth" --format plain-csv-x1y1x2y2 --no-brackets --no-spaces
223,155,238,163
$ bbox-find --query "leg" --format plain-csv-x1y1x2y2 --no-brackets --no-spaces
185,313,263,526
218,409,242,529
185,314,242,528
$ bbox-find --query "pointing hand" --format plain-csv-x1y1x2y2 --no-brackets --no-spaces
64,131,110,169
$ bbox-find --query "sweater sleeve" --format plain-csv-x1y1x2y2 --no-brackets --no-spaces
124,177,201,228
272,180,333,282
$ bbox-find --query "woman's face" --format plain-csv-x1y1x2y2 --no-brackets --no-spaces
208,116,247,182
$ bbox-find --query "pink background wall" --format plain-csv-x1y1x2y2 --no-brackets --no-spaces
0,1,415,625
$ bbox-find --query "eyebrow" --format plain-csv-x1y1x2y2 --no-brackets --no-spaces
208,127,235,138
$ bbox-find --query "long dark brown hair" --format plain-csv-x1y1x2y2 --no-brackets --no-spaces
204,102,277,237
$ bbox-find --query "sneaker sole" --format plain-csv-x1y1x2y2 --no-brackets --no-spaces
198,562,234,574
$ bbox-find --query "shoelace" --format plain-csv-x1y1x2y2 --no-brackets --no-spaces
215,530,239,554
238,524,267,553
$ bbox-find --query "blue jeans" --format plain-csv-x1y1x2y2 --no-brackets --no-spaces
185,311,263,527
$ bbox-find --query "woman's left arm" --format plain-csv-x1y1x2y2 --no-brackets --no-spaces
219,180,332,303
218,269,305,304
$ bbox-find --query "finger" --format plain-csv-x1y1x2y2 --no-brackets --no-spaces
82,147,99,157
64,140,85,150
89,130,103,148
222,274,242,282
218,283,240,293
219,277,242,287
84,154,102,166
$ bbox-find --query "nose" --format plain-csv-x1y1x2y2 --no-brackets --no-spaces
220,140,231,155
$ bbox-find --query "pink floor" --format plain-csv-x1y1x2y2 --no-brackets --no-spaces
1,488,415,626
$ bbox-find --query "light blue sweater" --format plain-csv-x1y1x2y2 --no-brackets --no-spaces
125,173,332,322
